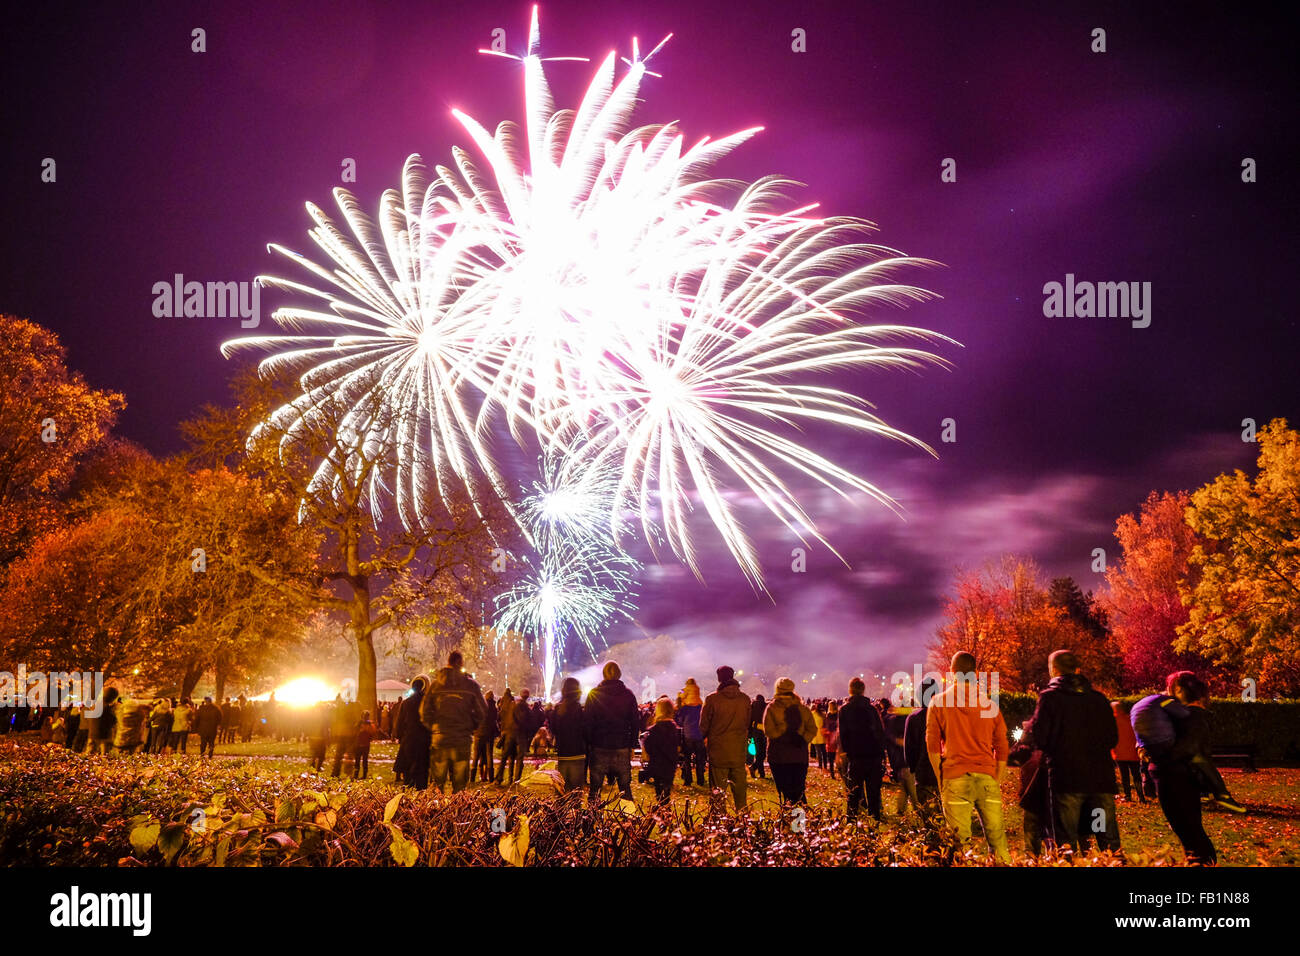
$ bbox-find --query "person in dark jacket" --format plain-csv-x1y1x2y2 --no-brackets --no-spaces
550,678,587,792
700,666,752,811
903,678,939,810
838,677,888,820
84,687,120,756
194,695,221,758
643,697,681,806
583,661,639,801
1146,672,1219,864
420,652,486,793
472,690,499,783
748,694,768,779
395,676,431,789
1028,650,1121,853
352,711,378,779
500,688,537,785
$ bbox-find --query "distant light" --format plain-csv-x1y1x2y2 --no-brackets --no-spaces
271,677,336,708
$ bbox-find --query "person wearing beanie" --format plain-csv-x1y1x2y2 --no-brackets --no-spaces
583,659,639,801
549,677,588,792
699,665,752,811
676,678,706,787
763,678,817,804
642,697,681,806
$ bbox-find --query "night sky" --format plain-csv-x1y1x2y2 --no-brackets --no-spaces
4,1,1297,683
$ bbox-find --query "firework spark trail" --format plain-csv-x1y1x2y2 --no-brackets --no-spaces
495,454,639,696
223,6,955,589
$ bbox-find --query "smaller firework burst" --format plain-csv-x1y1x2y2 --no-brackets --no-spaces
494,453,639,697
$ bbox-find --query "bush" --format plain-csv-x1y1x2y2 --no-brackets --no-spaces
995,693,1300,762
0,740,1174,867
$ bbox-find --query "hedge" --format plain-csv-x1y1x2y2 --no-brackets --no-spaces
0,740,1171,867
993,694,1300,762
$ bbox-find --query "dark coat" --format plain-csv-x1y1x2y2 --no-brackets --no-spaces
477,698,499,739
395,686,431,777
1030,673,1119,794
195,701,221,736
550,696,586,758
420,667,485,748
837,695,887,758
643,720,681,780
583,679,640,750
903,705,937,788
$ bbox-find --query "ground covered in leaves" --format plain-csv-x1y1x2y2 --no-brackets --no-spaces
1,737,1295,866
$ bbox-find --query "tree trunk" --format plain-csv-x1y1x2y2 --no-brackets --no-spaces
181,660,204,701
214,660,229,702
357,630,378,719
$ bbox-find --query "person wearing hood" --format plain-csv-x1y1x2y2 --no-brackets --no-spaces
421,651,486,793
763,679,817,804
700,666,752,810
1028,650,1120,853
395,676,432,789
748,693,768,779
676,678,706,787
583,661,639,800
643,697,682,806
550,678,587,791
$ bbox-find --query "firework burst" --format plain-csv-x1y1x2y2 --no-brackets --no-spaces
223,6,953,589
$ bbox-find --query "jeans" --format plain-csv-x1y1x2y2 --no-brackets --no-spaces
471,734,495,781
940,771,1010,863
1116,760,1143,800
680,738,706,785
169,731,188,753
709,763,747,810
496,736,520,783
557,756,587,792
588,748,633,800
431,744,472,793
198,732,216,757
1151,759,1216,865
1054,791,1121,853
509,733,533,782
351,743,371,779
844,754,884,821
331,735,356,777
769,762,808,804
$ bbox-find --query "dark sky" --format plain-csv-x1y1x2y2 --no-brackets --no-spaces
4,1,1297,687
